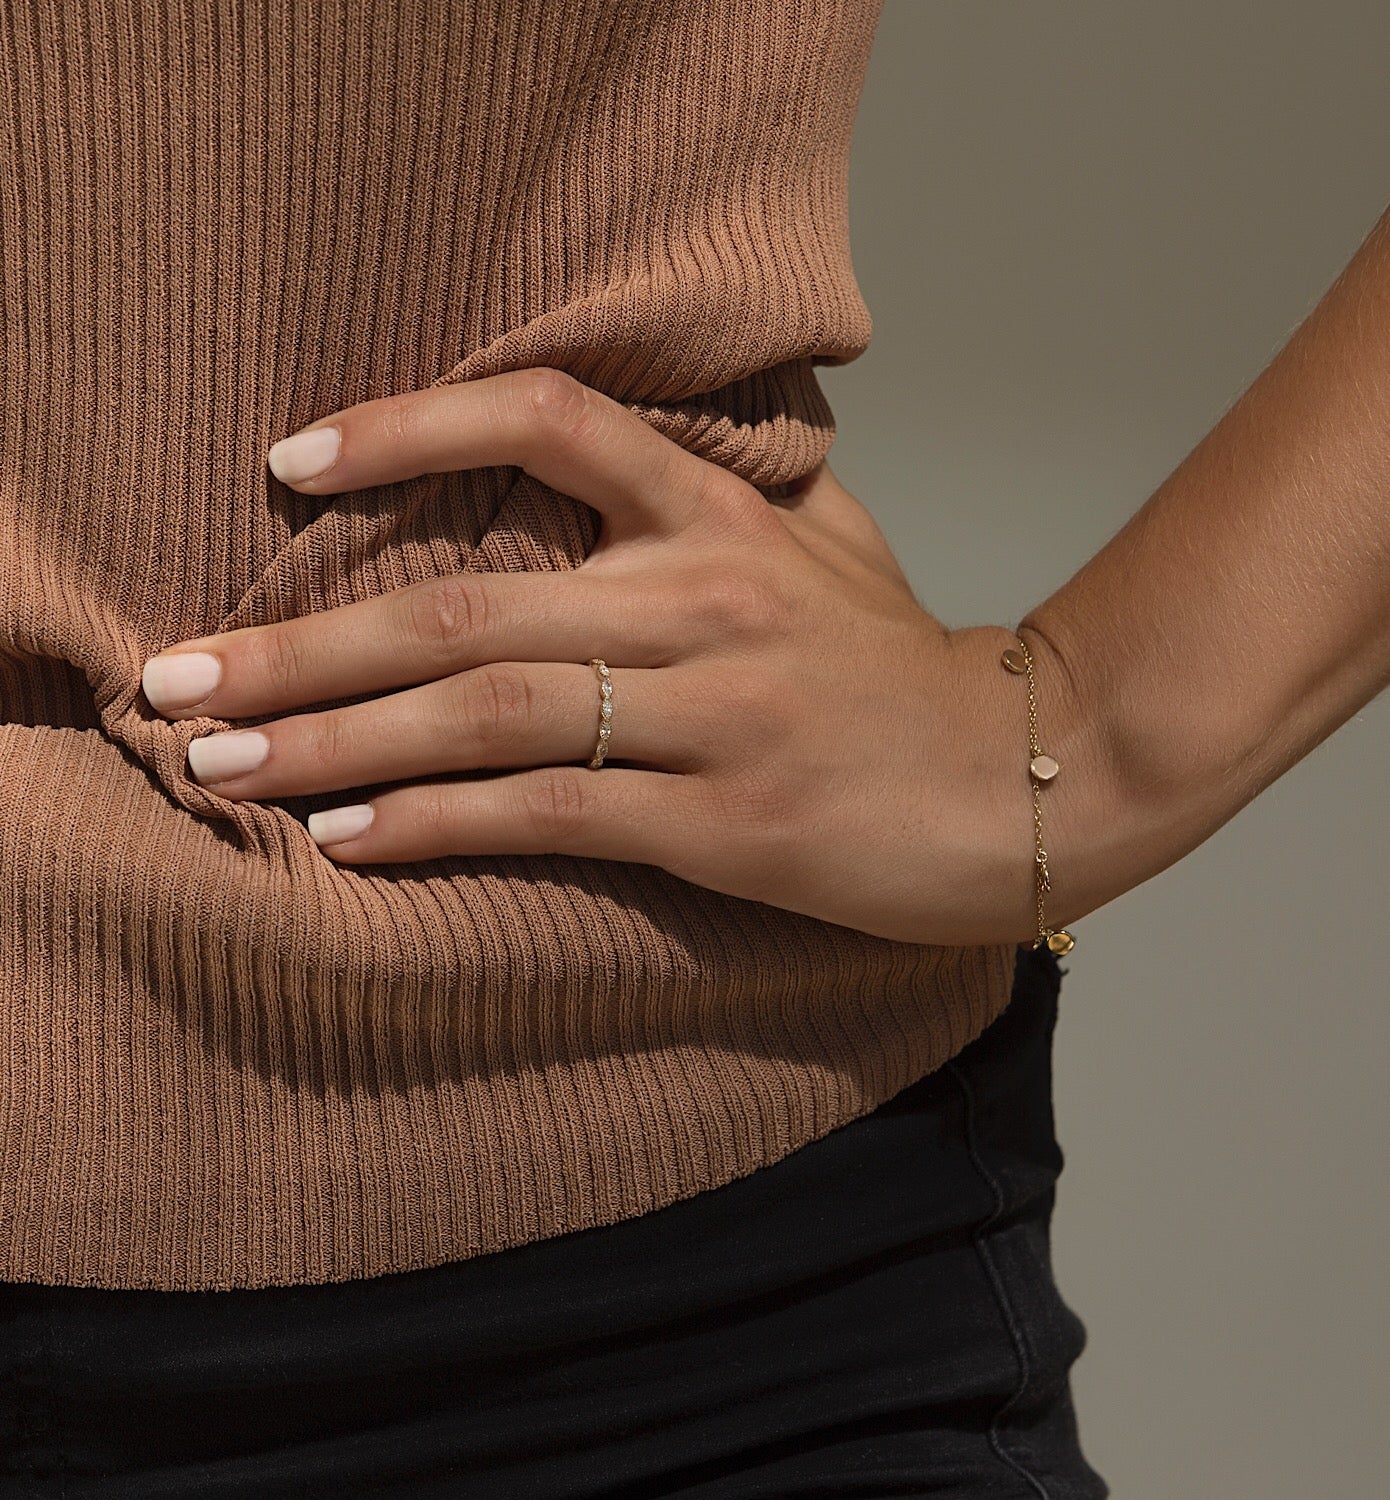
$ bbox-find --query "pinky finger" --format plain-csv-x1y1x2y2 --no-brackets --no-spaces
305,765,696,868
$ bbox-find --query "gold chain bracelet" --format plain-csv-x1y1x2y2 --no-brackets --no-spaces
1001,635,1076,956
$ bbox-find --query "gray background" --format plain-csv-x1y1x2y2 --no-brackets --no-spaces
819,3,1390,1495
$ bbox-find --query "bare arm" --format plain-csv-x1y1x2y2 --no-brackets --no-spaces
1014,201,1390,930
138,204,1390,951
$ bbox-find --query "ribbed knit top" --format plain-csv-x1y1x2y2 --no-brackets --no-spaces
0,0,1017,1290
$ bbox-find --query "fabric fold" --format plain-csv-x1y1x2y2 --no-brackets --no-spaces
0,0,1019,1290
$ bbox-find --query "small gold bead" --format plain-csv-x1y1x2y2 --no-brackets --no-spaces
1001,647,1028,674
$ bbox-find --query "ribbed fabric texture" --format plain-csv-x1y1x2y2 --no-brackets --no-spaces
0,0,1017,1290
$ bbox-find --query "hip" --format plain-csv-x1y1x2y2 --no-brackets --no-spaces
0,943,1107,1498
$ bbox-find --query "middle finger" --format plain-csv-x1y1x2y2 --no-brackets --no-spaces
143,570,689,721
183,661,712,798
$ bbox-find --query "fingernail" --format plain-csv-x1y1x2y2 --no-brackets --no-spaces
143,651,222,711
307,803,375,845
187,731,269,783
267,425,340,483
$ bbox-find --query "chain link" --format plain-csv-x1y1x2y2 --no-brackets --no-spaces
1002,634,1075,957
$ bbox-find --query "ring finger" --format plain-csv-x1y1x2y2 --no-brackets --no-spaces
184,660,710,798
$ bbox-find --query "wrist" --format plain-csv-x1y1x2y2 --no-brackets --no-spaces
1012,599,1262,929
953,619,1144,941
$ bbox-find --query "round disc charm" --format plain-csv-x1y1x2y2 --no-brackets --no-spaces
1001,647,1028,674
1030,753,1060,781
1046,930,1076,956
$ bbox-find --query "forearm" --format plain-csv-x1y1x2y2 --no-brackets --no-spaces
1016,202,1390,927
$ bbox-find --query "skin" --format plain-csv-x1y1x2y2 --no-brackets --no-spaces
143,200,1390,949
141,366,1046,949
1018,199,1390,934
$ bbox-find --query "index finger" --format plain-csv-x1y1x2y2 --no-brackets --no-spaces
266,366,753,540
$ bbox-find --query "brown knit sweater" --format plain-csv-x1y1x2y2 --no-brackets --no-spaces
0,0,1018,1290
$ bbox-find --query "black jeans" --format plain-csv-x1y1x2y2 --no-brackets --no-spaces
0,943,1108,1498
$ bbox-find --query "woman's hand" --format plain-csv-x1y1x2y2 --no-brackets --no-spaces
141,368,1100,947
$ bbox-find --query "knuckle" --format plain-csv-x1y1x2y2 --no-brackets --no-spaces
700,468,786,541
518,364,585,419
463,663,534,750
519,768,589,844
376,396,425,454
688,565,784,641
304,709,360,770
409,574,491,666
728,672,789,745
516,366,602,452
693,459,756,517
668,448,746,525
683,766,794,905
256,627,308,701
404,780,453,843
725,762,800,853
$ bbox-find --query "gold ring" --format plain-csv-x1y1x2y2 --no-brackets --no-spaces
586,659,613,768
